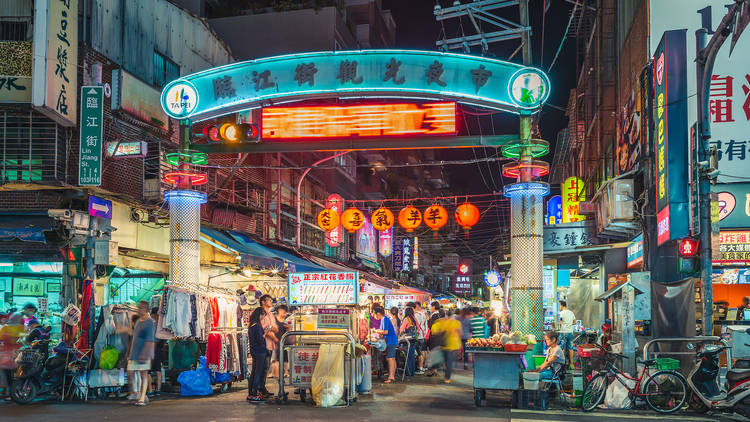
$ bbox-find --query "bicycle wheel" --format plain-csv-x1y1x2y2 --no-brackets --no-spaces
643,370,688,414
581,373,607,411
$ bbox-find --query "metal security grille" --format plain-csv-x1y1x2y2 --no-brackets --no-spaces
0,111,66,183
509,191,544,341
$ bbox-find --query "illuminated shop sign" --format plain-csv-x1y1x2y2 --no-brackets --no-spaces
653,30,689,246
288,271,358,305
160,50,550,121
106,141,147,158
262,102,456,139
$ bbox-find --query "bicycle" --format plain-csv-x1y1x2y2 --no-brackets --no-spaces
581,346,688,414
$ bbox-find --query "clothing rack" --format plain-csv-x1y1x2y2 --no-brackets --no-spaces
165,281,238,300
211,326,245,331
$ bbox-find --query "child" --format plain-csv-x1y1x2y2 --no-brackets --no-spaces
246,307,267,403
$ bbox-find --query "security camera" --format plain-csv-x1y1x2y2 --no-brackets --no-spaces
707,169,720,179
48,209,72,221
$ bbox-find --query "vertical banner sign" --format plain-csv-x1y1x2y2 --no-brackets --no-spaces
402,237,412,271
413,236,419,270
392,237,403,272
547,195,562,225
326,194,343,247
379,227,392,257
79,87,104,186
32,0,78,126
561,177,586,222
653,30,689,246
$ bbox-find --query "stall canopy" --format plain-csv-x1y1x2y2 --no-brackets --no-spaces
0,215,55,243
200,227,325,272
595,281,645,302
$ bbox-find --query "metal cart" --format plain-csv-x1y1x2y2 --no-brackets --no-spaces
469,349,525,407
277,330,357,406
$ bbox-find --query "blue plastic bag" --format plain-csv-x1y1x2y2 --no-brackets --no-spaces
177,356,213,396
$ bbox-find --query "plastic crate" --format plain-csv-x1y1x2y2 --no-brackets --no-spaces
655,357,679,370
512,389,549,410
504,344,528,353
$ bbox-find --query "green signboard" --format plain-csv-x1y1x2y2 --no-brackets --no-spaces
161,50,550,122
79,86,104,186
13,277,45,297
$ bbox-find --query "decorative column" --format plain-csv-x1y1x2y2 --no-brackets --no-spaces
502,113,550,342
164,119,208,285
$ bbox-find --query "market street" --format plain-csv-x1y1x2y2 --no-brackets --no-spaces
0,369,740,422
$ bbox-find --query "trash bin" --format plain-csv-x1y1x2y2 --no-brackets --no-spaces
522,371,540,390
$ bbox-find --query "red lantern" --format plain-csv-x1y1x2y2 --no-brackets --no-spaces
454,202,480,233
398,205,422,232
341,207,365,233
371,207,394,231
423,204,448,238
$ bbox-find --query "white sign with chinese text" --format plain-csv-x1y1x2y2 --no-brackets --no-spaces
289,347,319,387
288,271,358,305
650,1,750,183
32,0,78,126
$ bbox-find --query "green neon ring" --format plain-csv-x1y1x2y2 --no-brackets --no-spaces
500,139,549,159
165,151,208,166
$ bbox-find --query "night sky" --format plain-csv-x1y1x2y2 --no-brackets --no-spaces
382,0,578,263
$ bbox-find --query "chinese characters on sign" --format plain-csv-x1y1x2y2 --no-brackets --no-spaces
452,275,471,296
79,87,104,186
0,75,32,102
401,238,412,271
393,237,404,272
326,194,343,248
36,0,78,125
317,308,350,330
13,278,45,297
543,220,597,252
288,272,358,305
561,177,586,223
290,347,319,387
716,231,750,263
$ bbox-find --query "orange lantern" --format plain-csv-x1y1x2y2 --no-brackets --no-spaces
454,202,480,231
371,207,394,231
317,208,340,232
398,205,422,232
341,207,365,233
423,204,448,234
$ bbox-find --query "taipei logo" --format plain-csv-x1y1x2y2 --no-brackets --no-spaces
162,81,198,118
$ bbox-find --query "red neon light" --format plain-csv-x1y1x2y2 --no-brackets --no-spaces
502,163,550,178
262,102,457,139
162,171,208,186
679,238,698,257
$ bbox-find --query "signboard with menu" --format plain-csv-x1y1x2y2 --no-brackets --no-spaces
317,308,350,329
716,231,750,264
288,271,358,305
452,274,471,296
385,294,421,309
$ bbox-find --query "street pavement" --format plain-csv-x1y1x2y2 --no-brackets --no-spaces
0,368,744,421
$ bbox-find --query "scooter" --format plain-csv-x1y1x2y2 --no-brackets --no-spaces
10,340,87,404
686,339,750,417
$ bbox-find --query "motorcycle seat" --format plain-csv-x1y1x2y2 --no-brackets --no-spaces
726,368,750,384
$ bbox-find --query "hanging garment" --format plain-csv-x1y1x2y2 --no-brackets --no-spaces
210,298,220,330
206,333,222,372
169,338,199,370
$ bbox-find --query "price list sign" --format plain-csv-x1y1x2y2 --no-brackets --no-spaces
317,308,350,329
288,271,358,305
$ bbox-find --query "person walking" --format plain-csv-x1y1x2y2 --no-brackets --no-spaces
247,307,268,403
459,309,472,369
414,302,429,373
558,301,576,364
373,306,398,384
148,308,166,397
428,301,441,329
127,301,156,406
426,313,462,383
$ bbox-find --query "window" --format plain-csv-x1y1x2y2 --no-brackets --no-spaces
2,157,42,182
0,21,29,41
153,51,179,89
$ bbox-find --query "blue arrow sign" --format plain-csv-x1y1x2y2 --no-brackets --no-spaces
88,196,112,219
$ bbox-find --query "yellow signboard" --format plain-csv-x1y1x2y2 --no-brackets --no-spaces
561,176,586,223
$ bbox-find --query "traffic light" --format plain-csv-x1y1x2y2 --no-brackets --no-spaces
679,238,699,257
195,122,259,143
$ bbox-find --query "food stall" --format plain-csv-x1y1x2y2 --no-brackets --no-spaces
466,331,537,407
279,271,362,406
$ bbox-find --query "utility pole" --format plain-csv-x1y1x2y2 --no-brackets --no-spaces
695,0,746,336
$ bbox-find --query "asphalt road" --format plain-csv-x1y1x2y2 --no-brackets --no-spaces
0,368,743,421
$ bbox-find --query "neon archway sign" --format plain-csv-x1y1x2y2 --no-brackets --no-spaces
161,50,550,122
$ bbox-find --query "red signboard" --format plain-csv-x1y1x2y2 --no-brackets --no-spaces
261,102,456,139
326,194,343,247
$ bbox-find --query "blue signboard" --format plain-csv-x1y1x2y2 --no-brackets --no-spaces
627,233,644,269
547,195,562,225
88,196,112,219
484,271,502,288
161,50,551,122
392,238,403,272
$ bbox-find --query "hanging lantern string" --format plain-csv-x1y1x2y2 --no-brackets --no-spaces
315,191,508,205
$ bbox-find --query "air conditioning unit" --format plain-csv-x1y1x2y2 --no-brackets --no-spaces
596,179,638,238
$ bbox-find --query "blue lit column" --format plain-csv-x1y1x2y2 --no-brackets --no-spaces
165,190,207,285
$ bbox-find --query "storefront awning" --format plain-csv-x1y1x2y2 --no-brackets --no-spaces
544,241,633,256
226,231,326,273
595,281,645,301
0,215,55,243
201,227,283,269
